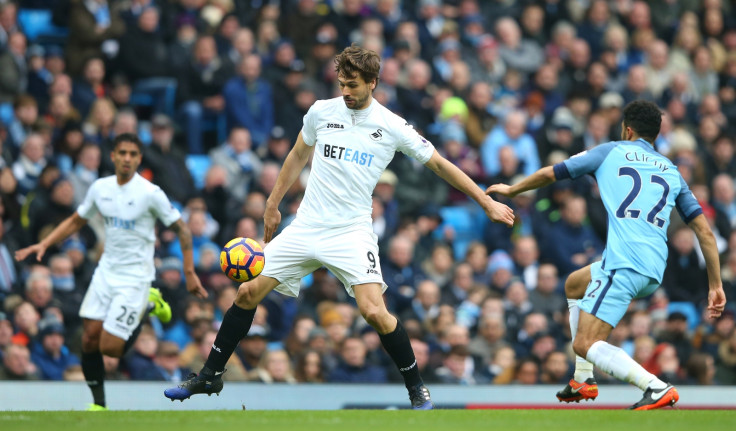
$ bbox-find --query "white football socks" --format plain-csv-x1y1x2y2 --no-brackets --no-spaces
568,299,594,381
586,340,667,391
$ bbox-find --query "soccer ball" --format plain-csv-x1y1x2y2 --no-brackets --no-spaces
219,237,265,282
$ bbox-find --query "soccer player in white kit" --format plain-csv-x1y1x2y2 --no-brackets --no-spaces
16,133,207,410
165,45,514,409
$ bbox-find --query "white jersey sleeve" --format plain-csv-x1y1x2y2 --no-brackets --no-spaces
301,101,323,147
149,186,181,227
77,180,99,219
395,121,435,164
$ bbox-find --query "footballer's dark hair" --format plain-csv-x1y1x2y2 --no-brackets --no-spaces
622,100,662,143
113,133,143,151
334,44,380,88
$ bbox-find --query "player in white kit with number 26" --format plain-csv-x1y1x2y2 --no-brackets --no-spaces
165,44,515,409
16,133,207,410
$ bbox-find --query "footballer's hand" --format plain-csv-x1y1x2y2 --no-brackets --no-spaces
707,287,727,319
185,271,208,299
485,183,517,198
263,205,282,243
485,199,515,227
15,243,47,262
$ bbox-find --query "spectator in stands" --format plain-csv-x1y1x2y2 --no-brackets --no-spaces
124,324,157,380
328,336,388,384
435,345,479,384
480,345,516,383
223,54,274,148
420,244,454,291
657,312,693,366
621,65,656,104
542,195,603,276
382,235,425,313
209,127,262,207
0,218,19,298
24,271,57,318
176,35,233,154
247,349,297,384
66,0,125,77
30,316,80,380
257,126,290,164
661,226,708,306
139,340,189,382
11,133,46,199
117,7,169,82
512,357,540,384
512,236,540,290
715,328,736,384
400,279,440,326
487,250,515,295
68,143,100,206
7,94,40,151
396,59,434,132
294,349,325,383
468,313,508,367
481,110,540,178
0,343,39,380
0,32,27,104
71,57,106,119
529,264,565,323
141,114,195,205
540,350,570,384
495,17,543,78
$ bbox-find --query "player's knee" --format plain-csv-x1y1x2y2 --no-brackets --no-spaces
359,306,384,328
99,340,124,358
565,277,584,299
572,336,591,358
235,283,259,308
81,332,100,353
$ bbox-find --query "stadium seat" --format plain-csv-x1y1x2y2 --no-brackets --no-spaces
18,9,68,44
438,205,478,260
0,103,14,125
185,154,211,190
202,112,228,146
129,78,178,119
667,301,700,331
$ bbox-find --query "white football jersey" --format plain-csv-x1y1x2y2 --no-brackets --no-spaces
77,173,181,281
298,97,435,227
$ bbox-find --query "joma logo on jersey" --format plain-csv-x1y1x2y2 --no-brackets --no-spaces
366,268,380,275
369,129,383,141
326,123,344,129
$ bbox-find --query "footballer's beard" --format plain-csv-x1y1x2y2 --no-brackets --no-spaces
344,93,370,110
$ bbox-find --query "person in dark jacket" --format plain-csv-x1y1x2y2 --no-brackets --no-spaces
328,337,388,383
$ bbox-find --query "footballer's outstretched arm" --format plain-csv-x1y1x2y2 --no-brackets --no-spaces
15,212,87,262
689,214,727,318
424,150,514,227
264,132,315,242
486,165,557,198
170,218,207,299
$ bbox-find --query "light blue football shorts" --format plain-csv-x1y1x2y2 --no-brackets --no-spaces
578,260,659,327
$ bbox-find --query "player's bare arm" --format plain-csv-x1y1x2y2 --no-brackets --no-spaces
424,150,515,227
15,212,88,262
688,214,727,318
486,165,557,198
263,132,315,242
170,218,208,299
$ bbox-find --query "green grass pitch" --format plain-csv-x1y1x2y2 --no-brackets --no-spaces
1,410,735,431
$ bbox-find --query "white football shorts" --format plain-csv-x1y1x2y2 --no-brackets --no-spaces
79,267,149,340
262,219,387,297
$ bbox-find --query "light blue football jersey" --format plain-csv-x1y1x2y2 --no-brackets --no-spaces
553,138,702,282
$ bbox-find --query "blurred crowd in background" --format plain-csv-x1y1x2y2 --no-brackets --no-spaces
1,0,736,387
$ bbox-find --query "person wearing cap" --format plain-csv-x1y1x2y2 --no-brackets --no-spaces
30,316,80,380
223,53,274,148
165,45,514,410
141,113,196,205
488,100,727,410
16,133,205,410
